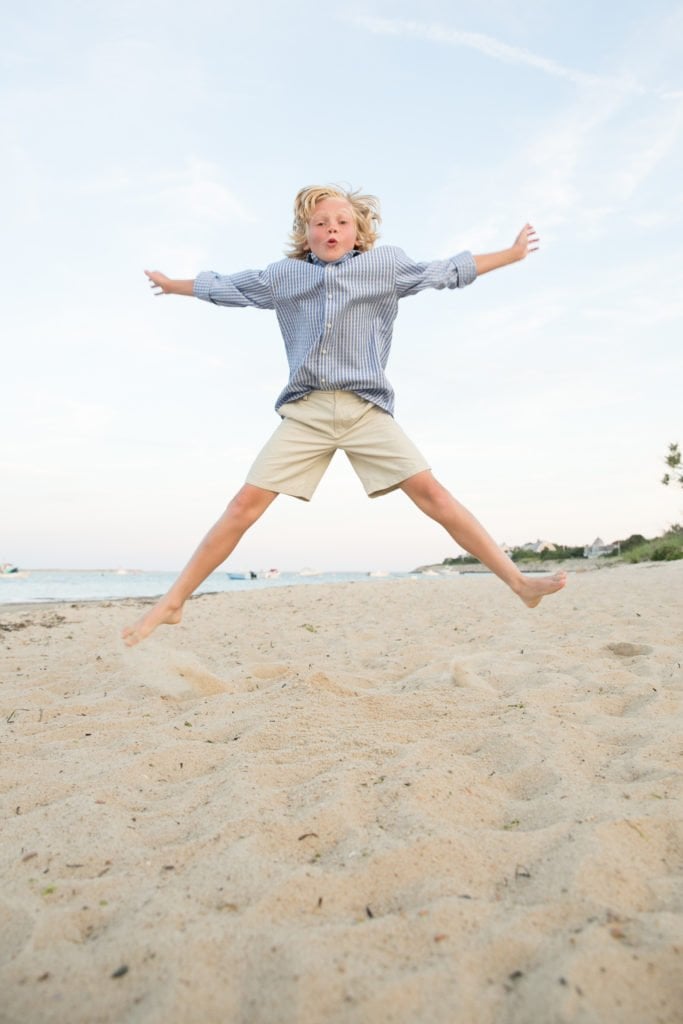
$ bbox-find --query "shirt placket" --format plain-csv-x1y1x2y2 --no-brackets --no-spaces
319,264,334,388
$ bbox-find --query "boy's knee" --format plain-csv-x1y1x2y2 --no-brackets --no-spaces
426,486,453,518
227,485,274,527
406,471,446,501
404,473,453,516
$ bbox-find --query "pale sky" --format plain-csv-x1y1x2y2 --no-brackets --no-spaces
2,0,682,572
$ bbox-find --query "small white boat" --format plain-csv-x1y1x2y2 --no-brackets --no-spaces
0,563,29,579
258,568,280,579
298,567,322,576
228,571,257,580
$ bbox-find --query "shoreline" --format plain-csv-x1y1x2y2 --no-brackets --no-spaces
0,562,588,617
0,558,621,613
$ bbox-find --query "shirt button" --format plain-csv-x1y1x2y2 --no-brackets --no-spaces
326,321,332,328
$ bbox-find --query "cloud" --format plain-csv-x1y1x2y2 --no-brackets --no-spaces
441,70,682,251
438,88,626,249
350,15,641,94
351,13,683,246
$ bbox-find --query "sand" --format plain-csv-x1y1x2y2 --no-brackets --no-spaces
0,561,682,1024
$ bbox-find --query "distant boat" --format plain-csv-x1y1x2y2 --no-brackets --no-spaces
298,567,322,576
258,568,280,579
0,563,29,579
228,571,257,580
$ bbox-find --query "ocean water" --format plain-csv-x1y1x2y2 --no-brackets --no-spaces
0,569,431,606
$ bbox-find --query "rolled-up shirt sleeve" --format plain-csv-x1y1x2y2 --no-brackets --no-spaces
193,267,275,309
395,248,477,298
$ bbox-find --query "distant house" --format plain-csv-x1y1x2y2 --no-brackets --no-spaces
521,539,557,554
584,536,619,558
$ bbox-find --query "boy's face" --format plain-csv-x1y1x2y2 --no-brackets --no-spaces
305,197,359,262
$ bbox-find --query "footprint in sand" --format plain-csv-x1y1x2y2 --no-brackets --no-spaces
606,642,654,658
388,659,496,693
449,659,497,692
123,647,230,698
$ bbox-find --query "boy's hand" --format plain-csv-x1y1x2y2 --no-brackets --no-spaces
473,225,540,275
144,270,195,296
145,270,173,294
511,224,539,261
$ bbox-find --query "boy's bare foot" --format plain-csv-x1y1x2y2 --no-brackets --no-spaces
513,571,567,608
122,599,183,647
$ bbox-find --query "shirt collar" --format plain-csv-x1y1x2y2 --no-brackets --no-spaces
306,249,360,267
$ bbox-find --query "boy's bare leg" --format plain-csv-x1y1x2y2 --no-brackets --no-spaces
122,484,278,646
400,471,566,608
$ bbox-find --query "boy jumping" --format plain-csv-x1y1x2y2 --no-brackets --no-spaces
123,184,566,646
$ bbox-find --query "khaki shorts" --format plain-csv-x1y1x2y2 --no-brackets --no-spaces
246,390,430,500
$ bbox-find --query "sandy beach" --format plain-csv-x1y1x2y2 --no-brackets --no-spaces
1,561,681,1024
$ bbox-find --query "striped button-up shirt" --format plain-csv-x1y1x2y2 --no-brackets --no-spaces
194,245,477,415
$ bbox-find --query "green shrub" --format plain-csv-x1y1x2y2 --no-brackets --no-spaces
624,536,683,563
511,549,541,562
619,533,649,552
651,543,683,562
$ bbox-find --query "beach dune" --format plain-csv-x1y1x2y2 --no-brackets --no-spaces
1,562,682,1023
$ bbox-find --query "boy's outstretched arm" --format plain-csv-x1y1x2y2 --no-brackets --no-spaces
473,224,539,276
144,270,195,296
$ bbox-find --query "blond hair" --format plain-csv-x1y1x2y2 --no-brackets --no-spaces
286,184,381,259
